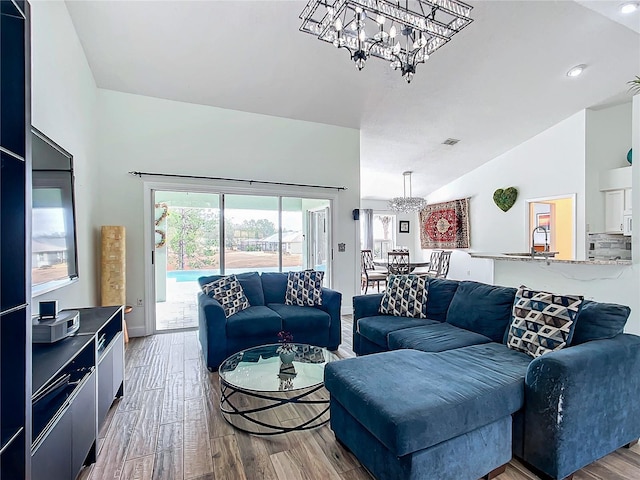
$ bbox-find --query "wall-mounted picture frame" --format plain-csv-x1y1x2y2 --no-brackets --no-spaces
399,220,410,233
536,213,550,229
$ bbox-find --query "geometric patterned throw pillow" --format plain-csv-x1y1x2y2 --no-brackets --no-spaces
507,286,583,358
285,270,324,306
202,275,250,318
379,274,429,319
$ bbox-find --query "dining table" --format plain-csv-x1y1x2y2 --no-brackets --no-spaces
373,260,430,273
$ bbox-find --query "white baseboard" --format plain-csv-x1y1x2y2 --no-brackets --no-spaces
127,325,147,338
341,305,353,316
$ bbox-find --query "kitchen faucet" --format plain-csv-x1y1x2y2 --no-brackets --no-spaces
531,226,549,256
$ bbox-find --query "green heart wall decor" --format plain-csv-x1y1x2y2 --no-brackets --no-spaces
493,187,518,212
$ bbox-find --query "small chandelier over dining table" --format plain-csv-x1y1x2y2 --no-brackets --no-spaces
388,171,427,212
299,0,473,83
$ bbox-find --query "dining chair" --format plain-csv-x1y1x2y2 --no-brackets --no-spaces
425,250,443,276
387,251,410,275
436,251,452,278
361,250,386,293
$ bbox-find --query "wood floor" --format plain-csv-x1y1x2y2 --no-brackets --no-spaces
77,317,640,480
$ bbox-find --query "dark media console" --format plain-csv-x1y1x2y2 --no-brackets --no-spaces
31,306,125,480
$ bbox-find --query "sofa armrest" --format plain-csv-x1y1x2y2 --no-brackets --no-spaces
197,292,227,370
352,294,383,354
523,334,640,479
320,287,342,350
353,294,383,321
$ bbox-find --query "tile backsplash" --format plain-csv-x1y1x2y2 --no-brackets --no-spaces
587,233,632,260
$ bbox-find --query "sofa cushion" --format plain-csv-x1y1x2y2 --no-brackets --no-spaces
446,281,517,342
285,270,324,306
261,272,288,304
388,322,492,352
268,303,330,333
202,275,250,317
324,344,531,457
572,300,630,345
507,286,583,358
199,271,265,306
425,277,460,322
226,306,282,338
379,275,428,318
357,316,440,348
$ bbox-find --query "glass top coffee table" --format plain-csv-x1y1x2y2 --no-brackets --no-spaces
218,343,339,435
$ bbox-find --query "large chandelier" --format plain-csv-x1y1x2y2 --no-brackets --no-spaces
299,0,473,83
388,171,427,212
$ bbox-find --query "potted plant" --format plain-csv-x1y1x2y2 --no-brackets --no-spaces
629,76,640,95
277,331,296,364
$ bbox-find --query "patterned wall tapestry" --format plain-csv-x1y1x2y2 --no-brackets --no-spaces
419,198,470,249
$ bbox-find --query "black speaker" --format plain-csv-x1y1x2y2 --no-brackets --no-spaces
39,300,59,320
352,209,360,221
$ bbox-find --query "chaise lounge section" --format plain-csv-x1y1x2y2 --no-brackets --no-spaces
325,278,640,480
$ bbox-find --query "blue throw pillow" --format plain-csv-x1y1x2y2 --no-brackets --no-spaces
507,286,583,358
199,272,264,306
202,274,250,318
572,300,630,345
379,274,429,318
285,270,324,306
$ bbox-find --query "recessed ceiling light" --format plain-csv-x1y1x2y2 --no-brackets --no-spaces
567,64,586,77
620,2,639,14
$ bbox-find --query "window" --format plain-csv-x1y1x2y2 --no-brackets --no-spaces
372,214,395,260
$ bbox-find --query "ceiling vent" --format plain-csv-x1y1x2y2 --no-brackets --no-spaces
442,138,460,146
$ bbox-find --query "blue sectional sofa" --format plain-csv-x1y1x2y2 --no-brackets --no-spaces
324,278,640,480
197,272,342,370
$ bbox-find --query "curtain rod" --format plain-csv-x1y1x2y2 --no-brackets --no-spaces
128,171,347,191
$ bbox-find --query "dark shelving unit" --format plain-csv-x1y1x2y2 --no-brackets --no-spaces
31,306,124,480
0,0,31,478
31,335,96,480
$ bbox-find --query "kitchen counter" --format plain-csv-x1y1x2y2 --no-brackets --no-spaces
469,253,632,265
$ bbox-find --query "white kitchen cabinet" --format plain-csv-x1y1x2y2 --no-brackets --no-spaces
605,190,625,234
624,188,632,213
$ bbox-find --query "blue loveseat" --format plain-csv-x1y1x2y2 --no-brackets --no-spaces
324,278,640,480
197,272,342,370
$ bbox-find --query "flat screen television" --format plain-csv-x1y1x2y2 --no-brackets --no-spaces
31,127,79,296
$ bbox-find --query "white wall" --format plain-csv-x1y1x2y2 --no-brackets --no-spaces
30,1,99,312
585,103,633,233
426,111,587,258
95,90,360,334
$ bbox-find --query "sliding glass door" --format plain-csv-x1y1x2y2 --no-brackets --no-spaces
153,191,220,331
151,190,331,332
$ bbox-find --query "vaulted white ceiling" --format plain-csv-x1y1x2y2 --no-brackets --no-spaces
65,1,640,200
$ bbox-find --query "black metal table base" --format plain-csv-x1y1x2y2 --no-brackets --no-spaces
220,380,330,435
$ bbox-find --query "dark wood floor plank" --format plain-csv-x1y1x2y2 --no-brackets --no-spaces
211,435,247,480
90,410,140,480
339,467,373,480
127,389,165,459
184,357,205,399
269,439,342,480
168,342,185,373
122,455,154,480
183,397,214,478
161,371,184,425
235,431,279,480
312,425,360,474
152,448,183,480
156,422,183,452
